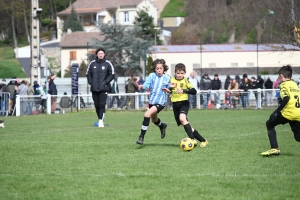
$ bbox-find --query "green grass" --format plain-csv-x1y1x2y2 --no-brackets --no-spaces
0,47,27,78
0,110,299,199
160,0,187,18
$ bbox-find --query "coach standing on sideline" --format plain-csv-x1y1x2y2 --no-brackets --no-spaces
86,48,115,127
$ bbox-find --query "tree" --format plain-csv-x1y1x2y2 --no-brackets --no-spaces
64,60,87,77
134,7,162,45
263,0,300,47
63,7,83,32
92,23,151,76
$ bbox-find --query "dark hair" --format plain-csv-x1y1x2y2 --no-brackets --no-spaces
174,63,186,73
279,65,292,79
95,48,105,55
64,92,67,95
151,59,169,72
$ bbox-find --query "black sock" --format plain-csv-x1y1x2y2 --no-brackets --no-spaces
193,129,205,142
140,117,150,138
183,123,194,139
268,128,278,149
154,118,164,129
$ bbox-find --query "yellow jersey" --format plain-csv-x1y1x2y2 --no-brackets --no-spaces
170,77,194,102
280,80,300,121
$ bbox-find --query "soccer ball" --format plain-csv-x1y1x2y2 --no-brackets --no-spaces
180,137,194,151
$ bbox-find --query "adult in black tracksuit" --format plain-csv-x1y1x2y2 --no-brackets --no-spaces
86,48,115,127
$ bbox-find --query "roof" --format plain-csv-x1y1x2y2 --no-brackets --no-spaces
59,32,105,48
57,0,146,15
152,44,300,53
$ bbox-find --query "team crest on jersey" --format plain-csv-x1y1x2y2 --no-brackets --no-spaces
180,83,184,88
102,66,105,70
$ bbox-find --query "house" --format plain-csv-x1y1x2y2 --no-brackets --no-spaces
56,0,161,42
150,44,300,77
58,31,105,78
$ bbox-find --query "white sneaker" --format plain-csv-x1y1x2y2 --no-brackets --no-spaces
98,120,104,128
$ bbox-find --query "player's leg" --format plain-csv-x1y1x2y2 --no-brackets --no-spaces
290,121,300,142
136,105,158,145
151,104,167,139
262,113,288,156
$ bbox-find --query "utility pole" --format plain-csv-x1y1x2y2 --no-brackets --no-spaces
30,0,42,85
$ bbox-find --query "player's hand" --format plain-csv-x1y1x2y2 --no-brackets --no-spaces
176,88,183,94
162,88,171,93
170,82,177,88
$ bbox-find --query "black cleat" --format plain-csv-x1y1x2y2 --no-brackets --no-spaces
160,123,167,139
136,137,144,145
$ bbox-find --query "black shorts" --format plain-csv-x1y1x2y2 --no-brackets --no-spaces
149,104,165,113
172,100,190,126
266,112,300,141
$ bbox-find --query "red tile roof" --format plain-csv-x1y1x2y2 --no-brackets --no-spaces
59,32,105,48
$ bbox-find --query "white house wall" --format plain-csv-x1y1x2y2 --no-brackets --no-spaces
151,51,300,76
60,48,89,78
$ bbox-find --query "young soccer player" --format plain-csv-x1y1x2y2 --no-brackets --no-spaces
166,63,208,147
136,59,170,145
261,65,300,156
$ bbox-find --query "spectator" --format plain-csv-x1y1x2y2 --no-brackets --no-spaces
264,77,273,106
251,76,260,109
59,92,72,108
18,80,28,115
243,73,250,106
126,75,138,109
27,83,34,115
33,81,42,111
7,77,19,115
228,79,239,108
109,76,120,109
239,76,252,108
211,74,222,105
137,76,145,107
48,74,58,113
224,75,231,90
200,73,212,109
188,72,199,108
73,93,86,108
40,85,47,113
86,48,114,128
0,79,8,116
257,74,264,106
273,76,281,106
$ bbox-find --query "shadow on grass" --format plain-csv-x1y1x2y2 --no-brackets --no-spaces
136,143,178,149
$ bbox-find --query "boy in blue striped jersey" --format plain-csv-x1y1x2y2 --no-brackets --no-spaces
136,59,171,145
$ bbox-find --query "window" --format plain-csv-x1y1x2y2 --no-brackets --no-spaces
124,12,129,22
247,62,254,67
231,63,238,67
70,51,77,60
209,63,216,67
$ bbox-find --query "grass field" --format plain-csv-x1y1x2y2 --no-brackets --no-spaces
0,110,299,199
0,47,27,78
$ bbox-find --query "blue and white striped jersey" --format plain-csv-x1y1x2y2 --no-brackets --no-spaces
143,72,170,106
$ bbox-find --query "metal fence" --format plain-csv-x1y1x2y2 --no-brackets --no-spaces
0,92,10,117
13,88,280,116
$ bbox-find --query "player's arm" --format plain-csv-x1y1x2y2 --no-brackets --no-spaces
182,88,197,94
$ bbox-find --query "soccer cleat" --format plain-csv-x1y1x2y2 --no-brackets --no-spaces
193,139,198,147
200,140,209,147
261,149,281,156
160,123,167,139
98,120,104,128
136,137,144,145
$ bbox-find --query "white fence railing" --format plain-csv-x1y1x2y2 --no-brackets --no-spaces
13,89,280,116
